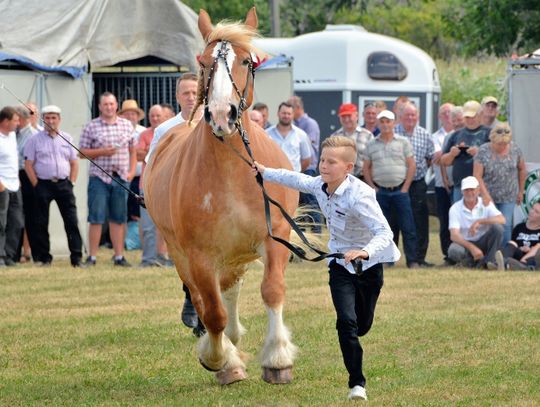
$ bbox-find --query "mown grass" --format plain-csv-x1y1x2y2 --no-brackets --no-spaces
0,247,538,406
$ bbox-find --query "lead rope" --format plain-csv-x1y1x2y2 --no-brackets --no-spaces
0,83,146,208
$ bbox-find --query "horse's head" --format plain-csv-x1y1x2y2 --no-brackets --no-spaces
197,8,259,137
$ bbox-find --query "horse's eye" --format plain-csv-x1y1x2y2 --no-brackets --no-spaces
199,62,206,69
242,59,250,66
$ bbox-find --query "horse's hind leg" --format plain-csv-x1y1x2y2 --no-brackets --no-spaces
259,239,297,384
190,256,247,385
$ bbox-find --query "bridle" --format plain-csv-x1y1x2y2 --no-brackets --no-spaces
201,40,254,135
197,40,362,274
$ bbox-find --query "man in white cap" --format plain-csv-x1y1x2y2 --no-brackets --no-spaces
24,105,84,267
440,100,490,202
480,96,500,129
448,176,505,268
364,110,419,268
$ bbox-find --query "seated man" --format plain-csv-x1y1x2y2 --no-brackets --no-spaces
448,176,505,268
495,201,540,271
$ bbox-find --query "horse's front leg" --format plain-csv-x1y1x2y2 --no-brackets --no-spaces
259,238,297,384
189,254,247,385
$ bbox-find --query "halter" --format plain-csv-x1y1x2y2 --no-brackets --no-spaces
202,40,254,136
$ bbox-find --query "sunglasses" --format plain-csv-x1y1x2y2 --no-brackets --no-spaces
494,128,511,135
364,102,376,108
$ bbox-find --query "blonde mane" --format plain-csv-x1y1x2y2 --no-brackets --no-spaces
206,21,260,53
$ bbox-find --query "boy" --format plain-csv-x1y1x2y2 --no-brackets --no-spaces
254,136,400,401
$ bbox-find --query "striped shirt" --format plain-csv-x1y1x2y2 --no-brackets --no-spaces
263,169,401,273
364,135,414,188
396,125,434,180
79,117,134,183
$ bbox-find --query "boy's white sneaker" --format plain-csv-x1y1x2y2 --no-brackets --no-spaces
348,385,367,400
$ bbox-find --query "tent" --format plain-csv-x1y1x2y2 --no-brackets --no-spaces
0,0,203,77
0,0,204,257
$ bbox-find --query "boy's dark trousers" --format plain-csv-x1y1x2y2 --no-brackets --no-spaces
328,260,384,388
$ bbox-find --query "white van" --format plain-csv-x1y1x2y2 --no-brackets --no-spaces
254,25,441,137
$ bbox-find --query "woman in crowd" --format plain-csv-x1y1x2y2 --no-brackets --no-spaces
473,122,526,244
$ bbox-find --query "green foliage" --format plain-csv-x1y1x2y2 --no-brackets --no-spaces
443,0,540,56
182,0,271,35
334,0,458,59
436,57,508,117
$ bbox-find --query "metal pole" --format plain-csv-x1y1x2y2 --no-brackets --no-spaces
269,0,280,37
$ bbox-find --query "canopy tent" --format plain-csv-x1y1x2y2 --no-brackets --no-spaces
0,0,204,77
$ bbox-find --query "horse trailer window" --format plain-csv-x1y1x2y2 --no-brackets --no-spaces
367,52,407,81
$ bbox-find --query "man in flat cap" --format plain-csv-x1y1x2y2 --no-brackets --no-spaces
24,105,84,267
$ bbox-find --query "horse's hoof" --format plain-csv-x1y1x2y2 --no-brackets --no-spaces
262,367,293,384
216,366,247,385
199,358,220,372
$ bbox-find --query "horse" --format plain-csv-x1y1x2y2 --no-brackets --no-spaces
143,7,299,385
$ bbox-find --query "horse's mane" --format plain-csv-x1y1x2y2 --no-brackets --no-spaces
207,21,259,53
190,20,263,124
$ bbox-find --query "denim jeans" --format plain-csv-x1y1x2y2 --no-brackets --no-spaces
452,186,463,204
0,189,24,260
495,202,515,246
139,190,158,264
328,261,383,388
409,179,429,262
376,188,418,265
299,169,322,233
435,186,452,258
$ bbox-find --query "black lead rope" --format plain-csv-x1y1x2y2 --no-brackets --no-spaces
224,123,363,275
0,84,146,208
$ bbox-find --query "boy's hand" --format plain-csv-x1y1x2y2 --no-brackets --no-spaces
252,161,266,175
344,249,369,263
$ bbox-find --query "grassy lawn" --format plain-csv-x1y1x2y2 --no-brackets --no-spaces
0,246,538,406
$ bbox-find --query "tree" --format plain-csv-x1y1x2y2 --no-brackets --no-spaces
182,0,271,35
443,0,540,56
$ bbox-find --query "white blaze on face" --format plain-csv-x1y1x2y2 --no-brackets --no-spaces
208,41,236,133
201,192,213,212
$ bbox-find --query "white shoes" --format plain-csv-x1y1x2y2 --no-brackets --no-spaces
348,385,368,400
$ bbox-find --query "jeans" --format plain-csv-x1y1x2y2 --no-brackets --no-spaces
328,261,383,388
435,186,452,258
0,189,24,260
409,179,429,263
448,224,504,266
376,188,418,265
87,176,129,224
452,186,463,204
494,202,515,246
299,169,322,233
139,190,158,264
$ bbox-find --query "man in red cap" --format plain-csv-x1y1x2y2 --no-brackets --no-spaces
331,103,373,180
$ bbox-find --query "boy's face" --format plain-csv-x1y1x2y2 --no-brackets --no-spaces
318,146,354,185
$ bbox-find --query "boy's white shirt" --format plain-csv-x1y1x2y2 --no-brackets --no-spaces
263,168,401,273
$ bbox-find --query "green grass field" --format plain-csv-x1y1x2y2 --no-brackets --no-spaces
0,247,538,406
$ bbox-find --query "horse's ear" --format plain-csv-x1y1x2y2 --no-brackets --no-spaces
244,7,258,30
198,9,213,40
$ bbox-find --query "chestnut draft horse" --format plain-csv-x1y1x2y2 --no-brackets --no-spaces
144,8,299,385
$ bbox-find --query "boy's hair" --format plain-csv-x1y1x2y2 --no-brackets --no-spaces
321,136,357,163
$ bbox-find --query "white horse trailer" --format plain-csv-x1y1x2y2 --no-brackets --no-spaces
508,54,540,221
254,25,441,138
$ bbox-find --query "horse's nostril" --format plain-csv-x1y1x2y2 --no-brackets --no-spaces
229,104,238,125
204,106,212,123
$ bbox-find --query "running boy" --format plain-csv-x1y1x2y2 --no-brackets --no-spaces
253,135,400,401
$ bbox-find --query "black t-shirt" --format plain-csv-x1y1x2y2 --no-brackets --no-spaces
443,125,490,186
511,222,540,249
